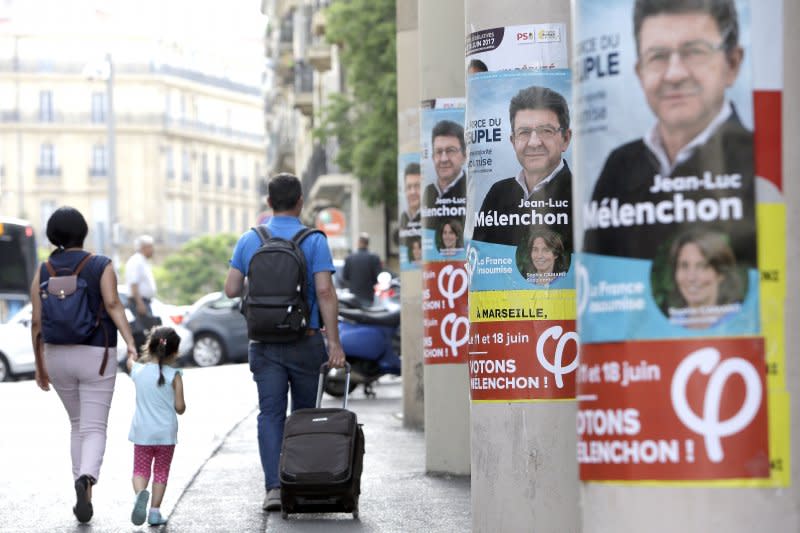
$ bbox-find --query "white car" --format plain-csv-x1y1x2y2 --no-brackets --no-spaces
0,296,194,382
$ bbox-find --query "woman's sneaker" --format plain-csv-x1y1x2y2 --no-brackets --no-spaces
131,489,150,525
148,509,168,526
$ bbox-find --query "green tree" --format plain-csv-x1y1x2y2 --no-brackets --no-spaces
315,0,397,207
155,234,238,305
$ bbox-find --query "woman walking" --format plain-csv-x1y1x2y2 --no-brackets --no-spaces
30,206,137,523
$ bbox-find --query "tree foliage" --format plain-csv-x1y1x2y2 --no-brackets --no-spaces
315,0,397,207
154,234,239,305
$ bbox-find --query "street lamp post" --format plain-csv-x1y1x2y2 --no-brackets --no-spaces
85,54,118,262
105,53,117,265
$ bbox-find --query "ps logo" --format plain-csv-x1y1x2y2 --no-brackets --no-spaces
670,347,762,463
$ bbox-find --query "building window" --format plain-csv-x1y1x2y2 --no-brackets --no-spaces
228,157,236,189
241,173,249,192
182,149,191,181
91,92,106,123
254,162,261,191
228,208,235,232
90,144,108,176
215,206,222,232
215,155,222,187
166,147,174,179
202,205,209,232
242,211,249,231
202,153,209,184
39,90,53,122
40,200,57,242
37,143,59,176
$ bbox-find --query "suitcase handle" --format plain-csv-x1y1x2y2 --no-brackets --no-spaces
317,362,351,409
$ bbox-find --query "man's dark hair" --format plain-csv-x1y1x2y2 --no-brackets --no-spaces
509,86,570,136
267,173,302,212
633,0,739,56
404,162,421,180
431,120,466,154
46,206,88,249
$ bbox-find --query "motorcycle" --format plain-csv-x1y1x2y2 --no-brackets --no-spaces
324,290,401,398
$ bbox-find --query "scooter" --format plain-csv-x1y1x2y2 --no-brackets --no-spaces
324,292,401,398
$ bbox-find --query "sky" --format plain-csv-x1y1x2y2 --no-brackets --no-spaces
0,0,268,85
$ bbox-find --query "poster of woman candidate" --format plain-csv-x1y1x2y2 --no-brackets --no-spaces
574,0,788,486
465,24,578,402
420,99,469,365
398,152,422,271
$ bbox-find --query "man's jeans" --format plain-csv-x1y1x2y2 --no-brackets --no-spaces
248,332,327,490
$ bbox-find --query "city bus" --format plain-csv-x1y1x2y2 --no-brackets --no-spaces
0,217,37,303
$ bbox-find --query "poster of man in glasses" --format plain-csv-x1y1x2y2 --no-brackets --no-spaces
576,0,758,338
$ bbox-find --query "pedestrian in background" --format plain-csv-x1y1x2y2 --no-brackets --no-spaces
223,173,346,512
127,326,186,526
342,233,383,307
29,206,137,524
125,235,159,352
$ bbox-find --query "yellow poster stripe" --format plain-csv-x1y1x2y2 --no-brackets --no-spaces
469,289,576,322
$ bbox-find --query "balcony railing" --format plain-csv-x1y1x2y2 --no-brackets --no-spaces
36,166,62,177
0,110,264,144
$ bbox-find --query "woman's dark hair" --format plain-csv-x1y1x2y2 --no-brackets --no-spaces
435,218,464,251
667,229,744,308
145,326,181,386
519,228,567,276
46,206,88,249
468,59,488,74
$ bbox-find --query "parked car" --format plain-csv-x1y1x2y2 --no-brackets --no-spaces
116,286,194,358
182,292,248,367
0,289,194,382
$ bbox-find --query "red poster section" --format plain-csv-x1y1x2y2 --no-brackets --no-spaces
469,319,577,401
578,337,768,481
423,261,469,364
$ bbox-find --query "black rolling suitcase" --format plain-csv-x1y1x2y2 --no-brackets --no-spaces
279,362,364,519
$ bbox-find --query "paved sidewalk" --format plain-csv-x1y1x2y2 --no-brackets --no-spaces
168,380,471,532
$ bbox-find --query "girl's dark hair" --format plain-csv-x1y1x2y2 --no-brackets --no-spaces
46,206,89,249
145,326,181,386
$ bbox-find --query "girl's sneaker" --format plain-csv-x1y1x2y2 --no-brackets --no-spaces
131,489,150,525
148,509,168,526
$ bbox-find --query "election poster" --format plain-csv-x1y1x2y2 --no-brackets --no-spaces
420,99,469,365
574,0,789,486
398,152,422,271
464,23,577,401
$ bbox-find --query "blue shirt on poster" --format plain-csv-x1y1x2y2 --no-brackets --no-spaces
229,215,334,330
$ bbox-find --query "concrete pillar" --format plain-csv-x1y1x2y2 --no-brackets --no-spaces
464,2,578,532
578,1,799,531
397,0,425,429
418,0,471,475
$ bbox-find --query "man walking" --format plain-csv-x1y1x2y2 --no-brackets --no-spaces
224,173,346,512
125,235,158,351
343,233,383,307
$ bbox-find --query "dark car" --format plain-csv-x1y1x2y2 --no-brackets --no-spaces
182,292,249,367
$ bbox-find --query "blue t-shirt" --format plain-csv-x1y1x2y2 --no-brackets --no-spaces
229,216,334,330
128,362,182,445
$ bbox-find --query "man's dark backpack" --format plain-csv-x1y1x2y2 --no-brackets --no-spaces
242,226,324,343
39,253,110,374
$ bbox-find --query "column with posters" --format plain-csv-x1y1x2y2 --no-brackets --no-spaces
465,23,578,401
420,99,469,364
573,0,789,485
398,153,422,271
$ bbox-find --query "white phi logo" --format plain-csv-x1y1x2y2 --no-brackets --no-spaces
535,325,579,388
670,347,762,463
437,264,469,357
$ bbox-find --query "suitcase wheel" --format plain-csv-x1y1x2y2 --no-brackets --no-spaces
353,504,359,519
281,510,289,520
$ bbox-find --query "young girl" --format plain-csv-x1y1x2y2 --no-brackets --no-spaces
126,327,186,526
